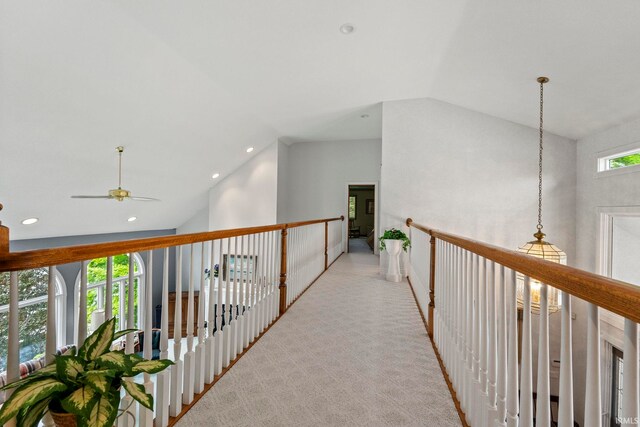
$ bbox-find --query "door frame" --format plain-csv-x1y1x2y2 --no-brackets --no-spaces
596,206,640,426
345,182,379,254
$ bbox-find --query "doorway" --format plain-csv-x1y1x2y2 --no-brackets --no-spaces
347,184,376,254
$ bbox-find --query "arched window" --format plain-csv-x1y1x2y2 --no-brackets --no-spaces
75,253,144,341
0,269,66,372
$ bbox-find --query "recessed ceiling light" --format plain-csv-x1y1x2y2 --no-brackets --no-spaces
361,114,370,119
212,173,220,179
127,216,137,222
246,147,254,153
21,217,38,225
340,23,355,35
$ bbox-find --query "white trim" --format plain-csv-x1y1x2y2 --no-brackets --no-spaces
345,181,379,255
596,206,640,335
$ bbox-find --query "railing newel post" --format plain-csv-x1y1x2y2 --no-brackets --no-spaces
0,203,9,255
428,233,436,339
279,225,288,316
324,221,329,270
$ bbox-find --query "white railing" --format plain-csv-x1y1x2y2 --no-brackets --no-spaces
0,216,344,426
407,219,640,427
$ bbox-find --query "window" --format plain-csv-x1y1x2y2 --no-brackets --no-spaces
598,147,640,173
75,254,144,341
0,269,66,372
349,195,357,220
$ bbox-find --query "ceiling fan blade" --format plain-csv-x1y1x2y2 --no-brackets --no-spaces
129,196,160,201
71,195,112,199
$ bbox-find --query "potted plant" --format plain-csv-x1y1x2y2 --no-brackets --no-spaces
0,317,173,427
379,228,411,282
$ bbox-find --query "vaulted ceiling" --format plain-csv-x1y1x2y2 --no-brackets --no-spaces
2,1,640,240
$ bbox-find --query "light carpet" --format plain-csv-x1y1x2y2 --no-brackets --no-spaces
176,252,461,427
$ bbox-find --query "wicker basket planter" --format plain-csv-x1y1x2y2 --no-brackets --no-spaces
49,408,77,427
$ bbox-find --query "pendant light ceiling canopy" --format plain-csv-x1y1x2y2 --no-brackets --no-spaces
516,77,567,314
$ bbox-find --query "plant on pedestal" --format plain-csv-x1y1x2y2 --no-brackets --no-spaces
379,228,411,282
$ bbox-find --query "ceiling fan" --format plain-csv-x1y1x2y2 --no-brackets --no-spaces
71,146,159,202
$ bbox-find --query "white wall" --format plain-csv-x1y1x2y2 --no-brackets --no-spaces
612,217,640,286
381,97,577,254
276,141,290,224
176,206,210,291
278,138,382,226
208,141,279,230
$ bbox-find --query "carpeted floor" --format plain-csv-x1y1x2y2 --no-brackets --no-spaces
176,252,461,427
348,237,373,253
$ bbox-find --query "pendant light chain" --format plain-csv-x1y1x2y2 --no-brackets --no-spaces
537,80,544,233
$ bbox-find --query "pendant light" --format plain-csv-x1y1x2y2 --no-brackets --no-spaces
516,77,567,314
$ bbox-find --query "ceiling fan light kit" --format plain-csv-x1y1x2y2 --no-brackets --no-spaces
71,146,159,202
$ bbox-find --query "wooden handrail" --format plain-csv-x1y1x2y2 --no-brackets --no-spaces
0,216,343,272
406,218,640,324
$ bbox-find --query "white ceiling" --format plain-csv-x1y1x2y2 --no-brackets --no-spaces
2,0,640,240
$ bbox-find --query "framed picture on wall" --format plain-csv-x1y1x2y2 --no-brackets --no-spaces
222,254,257,282
366,199,374,215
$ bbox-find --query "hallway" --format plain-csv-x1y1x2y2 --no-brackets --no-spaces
176,252,460,426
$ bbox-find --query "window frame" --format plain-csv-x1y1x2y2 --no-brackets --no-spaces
74,253,145,342
0,268,67,359
596,143,640,177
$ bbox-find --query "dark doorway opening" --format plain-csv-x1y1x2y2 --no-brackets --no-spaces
347,185,375,254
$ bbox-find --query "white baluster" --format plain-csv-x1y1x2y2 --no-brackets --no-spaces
584,303,602,427
40,267,58,427
459,249,469,416
195,242,206,394
119,255,136,427
486,261,498,426
156,248,171,427
535,284,551,427
170,247,183,417
78,260,88,345
558,291,574,427
6,271,19,427
506,269,519,427
472,254,481,425
622,318,638,427
214,239,224,375
496,265,508,427
244,234,255,348
183,244,196,405
520,276,534,427
139,251,154,427
224,238,232,366
46,266,58,364
264,232,271,330
237,235,245,355
479,257,489,427
105,257,113,320
465,249,474,416
206,240,217,383
253,233,261,339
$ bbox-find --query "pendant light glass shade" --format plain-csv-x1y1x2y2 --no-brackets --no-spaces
516,76,566,314
516,238,566,313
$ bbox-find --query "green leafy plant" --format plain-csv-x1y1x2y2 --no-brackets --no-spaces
379,228,411,252
0,317,173,427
